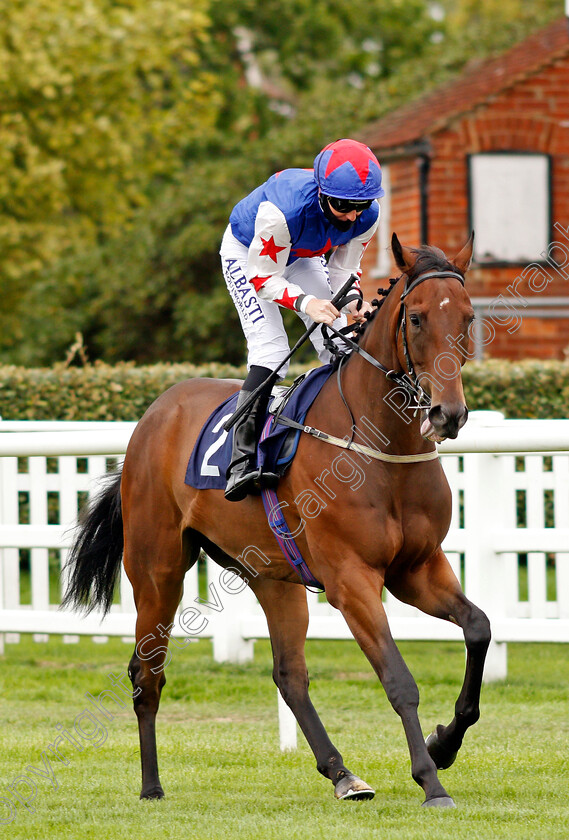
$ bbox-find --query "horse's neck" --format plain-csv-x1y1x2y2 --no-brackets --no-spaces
338,292,427,455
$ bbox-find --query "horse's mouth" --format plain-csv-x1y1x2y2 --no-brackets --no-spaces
420,416,446,443
420,404,468,442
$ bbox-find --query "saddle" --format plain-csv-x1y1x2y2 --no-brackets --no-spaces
184,365,335,492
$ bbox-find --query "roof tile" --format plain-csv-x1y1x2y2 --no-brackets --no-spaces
361,17,569,152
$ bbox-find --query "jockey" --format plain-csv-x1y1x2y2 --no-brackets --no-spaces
220,138,384,502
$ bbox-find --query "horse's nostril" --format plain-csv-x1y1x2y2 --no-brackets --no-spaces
429,405,447,425
429,404,468,439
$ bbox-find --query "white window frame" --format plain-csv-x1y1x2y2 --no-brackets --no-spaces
373,164,391,277
469,152,551,264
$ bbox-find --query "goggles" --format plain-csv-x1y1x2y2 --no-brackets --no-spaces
326,196,373,214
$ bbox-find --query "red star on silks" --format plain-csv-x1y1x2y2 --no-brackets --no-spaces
250,275,269,292
325,140,376,184
274,289,298,310
259,235,287,263
292,238,332,258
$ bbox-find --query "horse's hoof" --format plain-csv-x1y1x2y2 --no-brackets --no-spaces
334,774,375,801
422,796,456,808
426,727,458,770
140,786,165,800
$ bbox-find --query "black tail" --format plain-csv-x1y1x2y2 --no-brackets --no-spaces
61,471,124,615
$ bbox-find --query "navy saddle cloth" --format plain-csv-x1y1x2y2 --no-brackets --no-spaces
184,365,334,491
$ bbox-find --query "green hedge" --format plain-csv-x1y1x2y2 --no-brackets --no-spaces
0,359,567,421
462,360,569,420
0,362,247,422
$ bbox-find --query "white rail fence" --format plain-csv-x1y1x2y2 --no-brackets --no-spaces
0,412,568,745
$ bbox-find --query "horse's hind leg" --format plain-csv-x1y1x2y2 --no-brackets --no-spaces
125,523,199,800
251,577,375,801
387,547,491,770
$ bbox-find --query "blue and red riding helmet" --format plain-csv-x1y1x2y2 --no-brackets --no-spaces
313,138,384,201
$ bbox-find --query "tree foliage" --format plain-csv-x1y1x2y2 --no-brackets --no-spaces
1,0,562,365
0,0,221,353
207,0,439,92
441,0,561,55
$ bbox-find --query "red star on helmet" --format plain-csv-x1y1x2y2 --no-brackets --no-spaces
292,238,332,259
325,140,375,185
259,235,287,263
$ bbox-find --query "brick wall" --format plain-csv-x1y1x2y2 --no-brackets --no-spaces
361,53,569,360
363,157,422,282
485,315,569,360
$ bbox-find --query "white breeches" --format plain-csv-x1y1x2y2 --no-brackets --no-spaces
220,225,347,376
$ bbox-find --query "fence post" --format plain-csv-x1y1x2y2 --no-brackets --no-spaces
206,557,255,663
29,456,50,643
552,455,569,619
277,690,297,751
462,449,508,681
0,455,21,646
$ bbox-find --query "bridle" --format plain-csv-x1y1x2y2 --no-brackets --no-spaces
322,267,466,436
396,268,466,406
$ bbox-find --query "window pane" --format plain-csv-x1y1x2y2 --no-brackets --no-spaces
470,153,549,263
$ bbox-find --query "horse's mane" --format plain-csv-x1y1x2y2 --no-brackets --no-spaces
353,245,462,342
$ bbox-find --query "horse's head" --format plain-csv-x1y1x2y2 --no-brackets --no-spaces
390,232,475,442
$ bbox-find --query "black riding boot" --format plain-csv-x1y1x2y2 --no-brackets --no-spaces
225,371,279,502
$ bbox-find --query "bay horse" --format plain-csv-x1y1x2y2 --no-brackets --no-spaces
63,232,491,808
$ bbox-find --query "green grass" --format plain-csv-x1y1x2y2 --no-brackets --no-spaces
0,636,568,839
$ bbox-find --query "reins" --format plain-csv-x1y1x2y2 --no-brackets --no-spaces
323,321,424,405
325,268,466,412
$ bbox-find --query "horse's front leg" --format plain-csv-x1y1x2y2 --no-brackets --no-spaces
324,562,454,808
251,577,375,801
388,547,491,770
425,596,490,770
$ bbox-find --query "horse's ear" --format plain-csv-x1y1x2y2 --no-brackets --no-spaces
391,232,418,271
452,231,475,275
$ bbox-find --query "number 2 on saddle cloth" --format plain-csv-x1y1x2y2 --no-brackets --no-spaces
184,366,335,591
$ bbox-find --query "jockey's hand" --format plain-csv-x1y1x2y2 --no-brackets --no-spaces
346,298,374,323
305,297,340,325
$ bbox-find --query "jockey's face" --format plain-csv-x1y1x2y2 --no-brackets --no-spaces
328,204,359,223
324,195,372,223
319,192,371,232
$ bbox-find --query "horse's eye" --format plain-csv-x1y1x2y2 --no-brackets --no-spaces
409,314,421,327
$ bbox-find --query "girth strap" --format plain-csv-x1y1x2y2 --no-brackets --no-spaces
259,417,325,592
